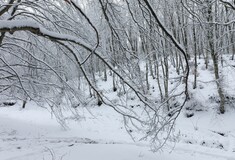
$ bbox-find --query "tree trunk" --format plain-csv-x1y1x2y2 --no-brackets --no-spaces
22,100,27,109
206,1,225,114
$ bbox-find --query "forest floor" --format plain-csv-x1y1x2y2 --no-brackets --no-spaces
0,103,235,160
1,57,235,160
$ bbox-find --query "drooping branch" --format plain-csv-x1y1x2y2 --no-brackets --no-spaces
69,0,100,65
141,0,190,102
0,20,156,112
219,0,235,10
0,0,15,16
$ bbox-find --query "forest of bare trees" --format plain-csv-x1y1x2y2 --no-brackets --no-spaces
1,0,235,150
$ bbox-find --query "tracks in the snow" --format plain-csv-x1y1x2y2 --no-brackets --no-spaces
1,135,235,160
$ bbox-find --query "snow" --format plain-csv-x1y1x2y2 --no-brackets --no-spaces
1,102,235,160
0,20,92,53
0,20,39,29
1,57,235,160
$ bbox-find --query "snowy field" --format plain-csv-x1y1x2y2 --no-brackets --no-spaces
1,58,235,160
0,102,235,160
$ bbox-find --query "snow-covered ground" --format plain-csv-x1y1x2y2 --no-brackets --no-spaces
1,57,235,160
0,102,235,160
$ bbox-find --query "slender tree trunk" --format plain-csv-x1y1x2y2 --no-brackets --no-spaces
193,8,198,89
206,1,225,114
22,100,27,109
156,57,163,101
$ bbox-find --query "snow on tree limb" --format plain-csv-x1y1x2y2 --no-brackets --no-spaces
0,20,92,50
0,19,156,112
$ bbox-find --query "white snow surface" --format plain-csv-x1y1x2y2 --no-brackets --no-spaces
0,101,235,160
